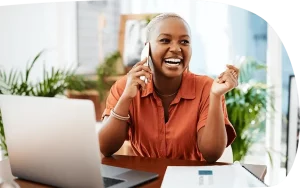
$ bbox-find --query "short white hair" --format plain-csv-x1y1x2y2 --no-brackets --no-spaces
145,13,190,42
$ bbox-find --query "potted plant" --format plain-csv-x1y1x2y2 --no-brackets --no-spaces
65,75,102,121
0,50,76,157
65,51,123,121
96,51,123,99
225,57,274,162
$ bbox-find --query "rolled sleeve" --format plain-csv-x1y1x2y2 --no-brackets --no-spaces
197,94,236,147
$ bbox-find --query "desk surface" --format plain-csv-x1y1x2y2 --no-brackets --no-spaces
1,155,267,188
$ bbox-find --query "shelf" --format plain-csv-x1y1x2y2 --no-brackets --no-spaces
83,74,124,83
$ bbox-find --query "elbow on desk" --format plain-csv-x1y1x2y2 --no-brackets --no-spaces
203,156,219,164
102,152,113,158
200,148,224,163
99,146,114,157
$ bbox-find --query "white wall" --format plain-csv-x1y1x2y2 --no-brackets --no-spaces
265,25,283,186
0,2,77,82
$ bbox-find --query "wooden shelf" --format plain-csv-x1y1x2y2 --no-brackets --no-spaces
83,74,124,82
105,75,124,82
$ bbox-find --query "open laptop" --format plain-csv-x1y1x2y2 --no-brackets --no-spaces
0,95,158,188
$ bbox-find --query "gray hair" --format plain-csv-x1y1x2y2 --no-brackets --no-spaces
145,13,190,42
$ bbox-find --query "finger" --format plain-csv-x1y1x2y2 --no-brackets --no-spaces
134,78,146,90
133,71,151,81
227,68,239,80
129,58,149,71
217,72,226,83
226,64,240,74
230,74,238,87
219,69,238,85
218,76,226,83
232,71,238,79
228,71,238,84
135,57,148,66
131,63,152,74
218,72,225,78
223,72,238,87
226,66,239,77
216,78,222,84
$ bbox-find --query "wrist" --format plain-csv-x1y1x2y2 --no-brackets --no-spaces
120,94,134,103
210,91,222,101
113,95,132,118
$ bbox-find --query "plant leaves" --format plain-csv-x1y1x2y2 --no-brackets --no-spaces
0,50,77,153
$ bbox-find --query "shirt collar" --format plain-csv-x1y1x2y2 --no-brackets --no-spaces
141,71,196,100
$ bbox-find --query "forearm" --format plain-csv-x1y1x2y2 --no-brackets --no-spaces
98,95,132,157
198,93,227,163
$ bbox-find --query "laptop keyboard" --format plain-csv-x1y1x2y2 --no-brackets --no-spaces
103,177,125,187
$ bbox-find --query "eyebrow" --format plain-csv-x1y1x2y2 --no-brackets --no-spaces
158,33,190,38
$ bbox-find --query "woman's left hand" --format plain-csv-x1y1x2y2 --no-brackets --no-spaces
211,64,239,97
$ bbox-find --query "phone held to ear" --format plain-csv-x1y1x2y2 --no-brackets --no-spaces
140,42,150,84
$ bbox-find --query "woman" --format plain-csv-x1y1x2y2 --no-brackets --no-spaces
99,13,238,163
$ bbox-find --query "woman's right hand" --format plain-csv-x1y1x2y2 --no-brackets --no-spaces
122,58,152,99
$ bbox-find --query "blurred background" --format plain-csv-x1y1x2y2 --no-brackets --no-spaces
0,0,298,186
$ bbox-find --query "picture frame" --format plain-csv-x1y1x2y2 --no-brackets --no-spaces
118,13,159,72
286,75,300,174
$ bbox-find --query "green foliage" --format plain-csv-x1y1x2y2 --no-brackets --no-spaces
226,84,269,161
64,51,121,102
0,113,6,155
66,74,98,92
96,51,121,100
225,57,274,161
0,50,76,156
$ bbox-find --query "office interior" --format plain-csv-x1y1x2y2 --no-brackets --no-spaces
0,0,298,187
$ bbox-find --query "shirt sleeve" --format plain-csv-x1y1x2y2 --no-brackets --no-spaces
197,78,237,147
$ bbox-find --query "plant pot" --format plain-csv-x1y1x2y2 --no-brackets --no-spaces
66,90,103,122
0,157,20,187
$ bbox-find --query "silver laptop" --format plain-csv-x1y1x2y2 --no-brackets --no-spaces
0,95,158,188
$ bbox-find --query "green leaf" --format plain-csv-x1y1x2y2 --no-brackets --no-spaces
225,57,273,162
0,50,77,155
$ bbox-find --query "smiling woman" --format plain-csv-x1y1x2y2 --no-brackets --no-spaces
99,13,239,163
146,14,191,81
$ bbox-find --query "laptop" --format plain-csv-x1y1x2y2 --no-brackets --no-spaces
0,95,158,188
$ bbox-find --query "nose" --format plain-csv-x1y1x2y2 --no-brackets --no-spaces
169,42,182,53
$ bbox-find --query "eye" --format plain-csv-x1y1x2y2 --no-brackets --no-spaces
159,38,170,43
181,40,190,45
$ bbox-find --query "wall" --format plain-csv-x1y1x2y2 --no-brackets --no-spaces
76,1,102,74
0,2,77,82
75,0,121,74
101,0,121,59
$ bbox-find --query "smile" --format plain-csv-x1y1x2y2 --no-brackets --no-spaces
164,58,182,66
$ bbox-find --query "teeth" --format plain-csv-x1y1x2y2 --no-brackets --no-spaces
165,58,181,63
166,63,180,67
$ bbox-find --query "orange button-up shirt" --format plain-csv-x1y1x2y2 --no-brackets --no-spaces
102,71,236,161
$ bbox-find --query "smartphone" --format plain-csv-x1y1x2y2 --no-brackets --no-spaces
140,42,150,84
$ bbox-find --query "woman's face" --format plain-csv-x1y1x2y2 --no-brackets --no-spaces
149,17,192,78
